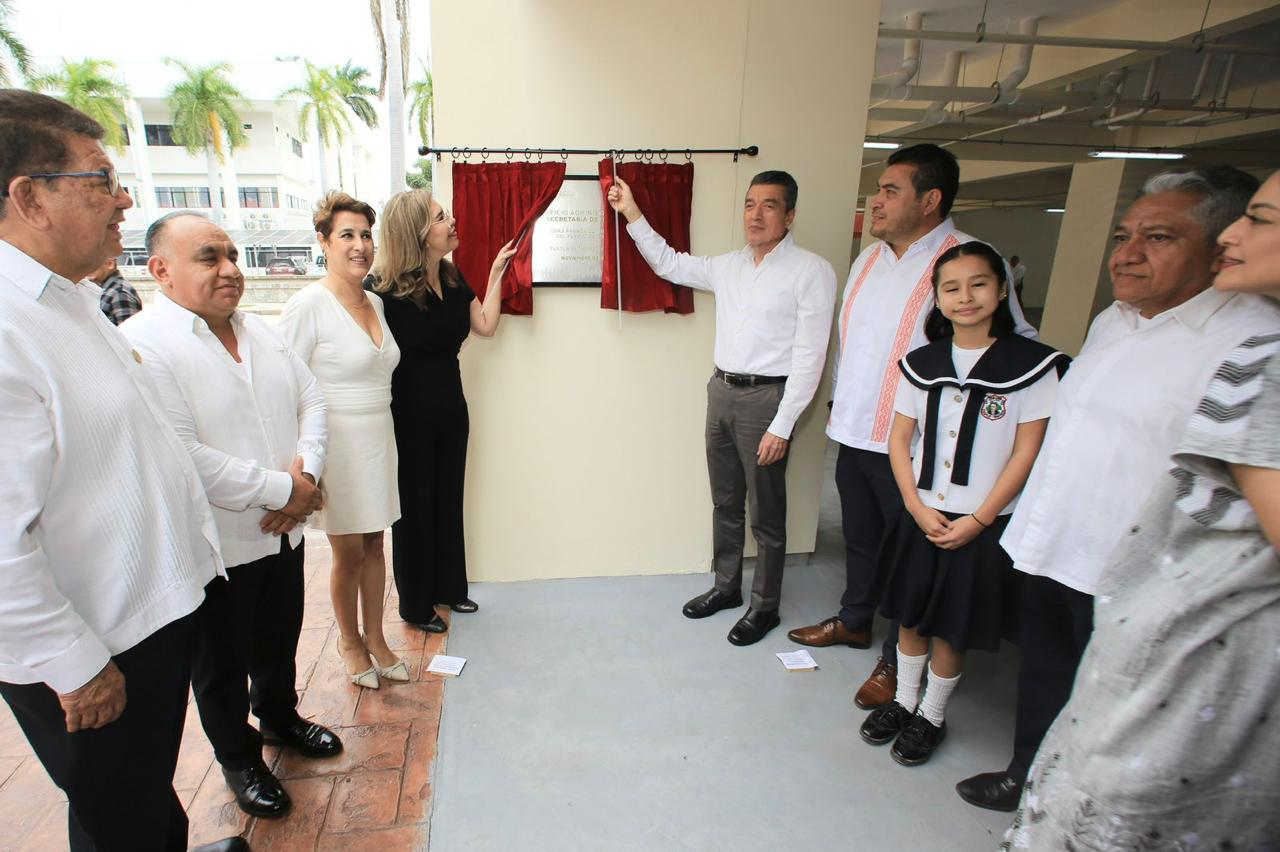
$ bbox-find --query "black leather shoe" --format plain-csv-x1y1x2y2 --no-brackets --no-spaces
891,711,946,766
189,837,249,852
682,588,743,619
859,700,913,745
221,765,290,818
416,613,448,633
726,608,780,646
449,599,479,613
261,719,343,758
956,770,1023,812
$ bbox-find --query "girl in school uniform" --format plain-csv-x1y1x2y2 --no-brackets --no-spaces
859,241,1069,767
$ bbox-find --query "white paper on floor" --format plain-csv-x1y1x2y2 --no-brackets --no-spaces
427,654,468,676
775,649,818,671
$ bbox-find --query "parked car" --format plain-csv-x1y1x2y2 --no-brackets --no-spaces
265,258,305,276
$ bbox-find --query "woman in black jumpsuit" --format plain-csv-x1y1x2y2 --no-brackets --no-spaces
373,189,515,632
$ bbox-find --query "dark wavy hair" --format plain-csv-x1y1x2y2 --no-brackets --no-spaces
924,241,1016,342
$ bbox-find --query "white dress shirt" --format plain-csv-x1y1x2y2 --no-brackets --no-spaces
827,219,1036,453
626,217,837,438
123,293,328,567
0,240,223,693
1001,288,1280,595
894,343,1058,516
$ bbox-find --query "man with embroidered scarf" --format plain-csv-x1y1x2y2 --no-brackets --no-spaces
789,144,1037,711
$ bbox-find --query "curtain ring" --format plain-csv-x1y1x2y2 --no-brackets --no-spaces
505,148,514,161
461,147,471,161
450,147,460,160
480,149,490,161
659,150,669,163
684,149,692,161
536,150,544,162
560,149,569,161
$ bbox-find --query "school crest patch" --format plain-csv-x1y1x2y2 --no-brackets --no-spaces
981,393,1008,421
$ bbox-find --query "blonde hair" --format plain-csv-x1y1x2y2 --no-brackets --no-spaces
371,189,461,301
313,191,376,238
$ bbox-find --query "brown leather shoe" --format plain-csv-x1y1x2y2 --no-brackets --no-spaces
854,657,897,710
786,616,871,648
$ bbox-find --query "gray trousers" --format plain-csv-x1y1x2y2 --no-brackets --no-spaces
705,374,788,611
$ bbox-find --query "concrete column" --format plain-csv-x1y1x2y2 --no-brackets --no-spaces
124,99,156,227
220,128,243,231
1039,159,1161,354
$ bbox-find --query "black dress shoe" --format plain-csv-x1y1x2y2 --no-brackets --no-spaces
416,613,448,633
682,588,743,619
726,608,780,646
449,599,479,613
261,720,343,758
956,770,1024,812
859,700,913,745
189,837,249,852
221,765,290,818
890,711,946,766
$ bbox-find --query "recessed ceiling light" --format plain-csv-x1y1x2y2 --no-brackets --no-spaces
863,141,900,150
1088,150,1185,160
1045,208,1066,213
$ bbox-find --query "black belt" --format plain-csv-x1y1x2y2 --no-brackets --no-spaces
714,368,787,387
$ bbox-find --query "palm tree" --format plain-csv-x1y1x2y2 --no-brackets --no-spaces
407,64,433,150
370,0,410,191
0,0,31,86
332,62,379,129
29,59,131,149
165,59,247,228
280,60,352,193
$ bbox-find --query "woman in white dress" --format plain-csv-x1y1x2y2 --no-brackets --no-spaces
279,192,408,689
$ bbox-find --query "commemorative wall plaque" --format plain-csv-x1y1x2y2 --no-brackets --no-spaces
532,176,603,286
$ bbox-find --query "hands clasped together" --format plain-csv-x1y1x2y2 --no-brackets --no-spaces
260,455,324,536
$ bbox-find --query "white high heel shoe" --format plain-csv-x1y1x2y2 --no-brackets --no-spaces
365,636,410,683
337,636,380,690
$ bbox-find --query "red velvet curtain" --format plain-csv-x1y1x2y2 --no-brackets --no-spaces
452,161,566,315
598,159,695,315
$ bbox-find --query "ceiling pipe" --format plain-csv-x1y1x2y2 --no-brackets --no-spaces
990,18,1039,106
876,12,923,97
1096,59,1160,126
1170,54,1238,126
891,50,965,134
1190,55,1214,101
876,26,1280,58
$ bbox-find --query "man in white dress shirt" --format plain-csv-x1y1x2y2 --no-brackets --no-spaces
789,144,1036,711
608,171,836,646
123,211,342,820
0,91,239,851
956,166,1280,813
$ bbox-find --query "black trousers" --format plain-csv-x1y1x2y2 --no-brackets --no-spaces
392,403,470,622
1008,573,1095,780
192,537,304,770
0,612,196,852
834,444,903,662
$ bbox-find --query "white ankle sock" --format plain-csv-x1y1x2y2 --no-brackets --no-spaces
919,666,961,726
894,646,929,712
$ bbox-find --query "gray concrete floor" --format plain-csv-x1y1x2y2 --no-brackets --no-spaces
429,447,1019,850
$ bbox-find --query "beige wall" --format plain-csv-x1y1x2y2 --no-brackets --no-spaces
951,208,1065,309
430,0,880,582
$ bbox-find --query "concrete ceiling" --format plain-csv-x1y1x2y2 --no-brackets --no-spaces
864,0,1280,206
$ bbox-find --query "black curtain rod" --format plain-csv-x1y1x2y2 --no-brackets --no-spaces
419,145,760,161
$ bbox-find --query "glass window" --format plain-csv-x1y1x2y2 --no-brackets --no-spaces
144,124,179,146
291,137,303,158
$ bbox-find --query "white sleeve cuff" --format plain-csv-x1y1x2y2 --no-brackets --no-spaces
261,470,294,511
34,630,113,694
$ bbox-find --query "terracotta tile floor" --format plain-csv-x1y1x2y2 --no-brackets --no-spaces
0,531,448,851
